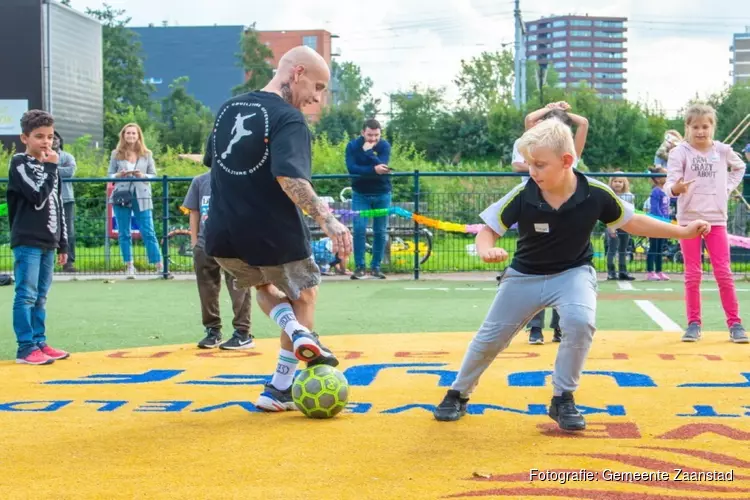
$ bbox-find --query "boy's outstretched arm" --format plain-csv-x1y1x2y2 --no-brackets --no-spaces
621,214,710,240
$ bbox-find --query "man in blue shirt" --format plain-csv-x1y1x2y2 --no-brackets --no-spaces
345,119,392,279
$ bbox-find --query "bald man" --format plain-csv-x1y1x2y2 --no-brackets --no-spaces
203,45,353,412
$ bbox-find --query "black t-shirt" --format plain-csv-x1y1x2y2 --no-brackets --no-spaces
480,170,635,275
203,91,313,266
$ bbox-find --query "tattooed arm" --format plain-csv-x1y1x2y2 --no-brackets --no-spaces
277,177,353,255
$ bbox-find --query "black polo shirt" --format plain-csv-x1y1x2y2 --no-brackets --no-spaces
480,171,635,275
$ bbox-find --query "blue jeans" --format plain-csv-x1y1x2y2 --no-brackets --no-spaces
12,246,55,357
113,203,162,264
353,191,391,270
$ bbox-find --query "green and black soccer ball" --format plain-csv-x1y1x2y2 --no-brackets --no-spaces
291,365,349,419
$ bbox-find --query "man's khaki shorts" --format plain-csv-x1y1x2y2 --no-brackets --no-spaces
214,255,321,301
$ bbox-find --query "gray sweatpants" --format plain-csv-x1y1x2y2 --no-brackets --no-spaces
452,265,598,397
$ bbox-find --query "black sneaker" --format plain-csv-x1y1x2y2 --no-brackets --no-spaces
370,268,386,279
528,327,544,345
197,328,222,349
618,272,635,281
548,391,586,431
350,268,367,280
255,382,297,412
433,390,469,421
219,330,255,350
681,322,701,342
552,328,562,343
291,330,339,367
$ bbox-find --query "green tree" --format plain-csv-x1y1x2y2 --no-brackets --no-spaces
232,23,274,96
708,82,750,147
387,86,448,159
454,50,515,113
314,105,363,144
158,77,215,152
85,3,155,149
330,61,380,116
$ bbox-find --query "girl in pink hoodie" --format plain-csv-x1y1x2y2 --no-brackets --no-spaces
665,104,748,344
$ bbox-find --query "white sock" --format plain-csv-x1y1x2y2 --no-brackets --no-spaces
269,303,310,341
270,349,298,391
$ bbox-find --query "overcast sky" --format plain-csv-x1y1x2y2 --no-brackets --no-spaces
67,0,750,117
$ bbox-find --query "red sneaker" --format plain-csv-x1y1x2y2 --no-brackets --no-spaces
16,349,54,365
40,345,70,360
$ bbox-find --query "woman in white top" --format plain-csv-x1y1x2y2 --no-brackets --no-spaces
107,123,162,276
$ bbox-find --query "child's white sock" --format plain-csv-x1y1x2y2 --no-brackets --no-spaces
270,303,310,341
270,349,298,391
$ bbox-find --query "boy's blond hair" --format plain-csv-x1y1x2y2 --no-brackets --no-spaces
684,103,717,141
516,118,576,164
608,171,630,193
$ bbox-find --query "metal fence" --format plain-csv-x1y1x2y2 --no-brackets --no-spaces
1,171,750,279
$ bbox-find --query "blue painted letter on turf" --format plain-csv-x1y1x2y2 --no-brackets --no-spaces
44,369,184,385
343,363,446,386
134,401,192,412
180,374,271,386
84,400,129,412
406,369,457,386
0,400,73,412
678,373,750,388
676,405,741,418
508,370,656,387
192,402,261,413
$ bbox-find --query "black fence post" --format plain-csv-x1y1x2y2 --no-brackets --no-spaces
413,169,420,280
161,175,169,279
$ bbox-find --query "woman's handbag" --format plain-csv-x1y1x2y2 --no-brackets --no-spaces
112,180,134,208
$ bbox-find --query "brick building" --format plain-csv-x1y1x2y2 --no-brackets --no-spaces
131,25,337,120
525,15,628,99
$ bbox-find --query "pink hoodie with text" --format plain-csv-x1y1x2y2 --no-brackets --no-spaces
664,141,746,226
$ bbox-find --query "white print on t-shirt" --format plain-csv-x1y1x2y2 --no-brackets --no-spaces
221,112,257,159
15,161,62,237
212,101,270,177
200,195,210,224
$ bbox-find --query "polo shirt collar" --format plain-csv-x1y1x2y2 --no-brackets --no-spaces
524,169,590,212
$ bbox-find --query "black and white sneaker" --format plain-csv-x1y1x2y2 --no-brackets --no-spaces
528,327,544,345
552,328,562,343
197,328,222,349
548,391,586,431
291,330,339,367
433,390,469,421
219,331,255,350
256,382,297,412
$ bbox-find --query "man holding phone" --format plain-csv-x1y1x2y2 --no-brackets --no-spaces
345,119,392,279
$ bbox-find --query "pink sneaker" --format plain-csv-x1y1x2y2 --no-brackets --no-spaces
16,349,54,365
647,272,660,281
40,344,70,360
658,272,670,281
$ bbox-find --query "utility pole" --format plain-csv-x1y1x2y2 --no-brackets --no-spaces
513,0,526,108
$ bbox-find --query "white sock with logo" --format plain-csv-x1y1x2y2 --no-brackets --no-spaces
270,349,298,391
269,303,310,341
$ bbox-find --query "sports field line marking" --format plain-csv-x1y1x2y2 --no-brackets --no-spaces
634,300,682,332
617,281,636,291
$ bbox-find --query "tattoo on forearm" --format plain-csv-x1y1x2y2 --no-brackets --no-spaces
278,177,333,224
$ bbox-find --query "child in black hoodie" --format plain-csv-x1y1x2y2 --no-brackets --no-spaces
6,110,70,365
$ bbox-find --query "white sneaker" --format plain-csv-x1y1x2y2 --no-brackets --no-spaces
125,264,136,278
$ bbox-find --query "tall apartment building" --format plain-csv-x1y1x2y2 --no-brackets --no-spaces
131,25,337,120
525,15,628,99
730,27,750,85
